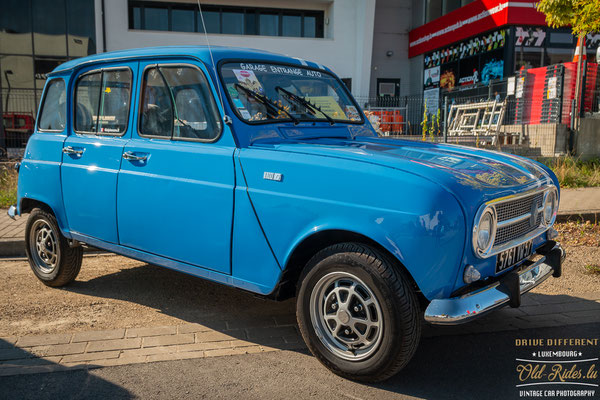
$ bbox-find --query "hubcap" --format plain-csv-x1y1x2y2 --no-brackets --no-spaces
30,220,59,274
309,271,384,361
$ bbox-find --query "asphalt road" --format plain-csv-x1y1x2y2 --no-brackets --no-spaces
2,323,599,400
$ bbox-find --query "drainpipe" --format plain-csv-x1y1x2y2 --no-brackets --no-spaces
101,0,107,52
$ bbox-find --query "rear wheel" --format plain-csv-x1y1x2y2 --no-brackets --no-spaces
25,208,83,287
296,243,421,382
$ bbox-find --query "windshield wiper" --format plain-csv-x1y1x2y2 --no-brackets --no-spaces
275,86,335,125
234,84,298,124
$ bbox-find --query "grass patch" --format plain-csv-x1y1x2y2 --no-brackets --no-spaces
584,264,600,275
540,156,600,188
0,166,18,208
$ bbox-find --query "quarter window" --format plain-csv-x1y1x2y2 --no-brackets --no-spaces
74,68,132,134
139,66,220,141
38,79,66,131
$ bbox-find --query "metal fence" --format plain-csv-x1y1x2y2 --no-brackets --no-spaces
357,95,572,158
1,89,39,158
0,86,589,160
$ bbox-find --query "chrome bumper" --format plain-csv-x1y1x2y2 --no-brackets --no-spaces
7,205,17,220
424,242,565,325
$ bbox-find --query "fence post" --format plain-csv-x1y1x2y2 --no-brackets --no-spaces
443,96,448,143
0,79,5,157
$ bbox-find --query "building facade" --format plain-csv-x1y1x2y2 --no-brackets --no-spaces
408,0,600,100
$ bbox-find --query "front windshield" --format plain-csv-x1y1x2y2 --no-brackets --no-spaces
220,62,363,124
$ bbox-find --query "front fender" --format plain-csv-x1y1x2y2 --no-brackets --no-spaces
239,147,466,300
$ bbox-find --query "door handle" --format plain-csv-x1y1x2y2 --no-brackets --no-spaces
62,146,84,155
123,151,148,162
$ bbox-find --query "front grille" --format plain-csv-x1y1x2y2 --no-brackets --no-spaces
496,192,543,222
495,212,541,245
493,191,544,247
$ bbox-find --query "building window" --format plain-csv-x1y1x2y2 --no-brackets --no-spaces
426,0,475,23
128,1,325,38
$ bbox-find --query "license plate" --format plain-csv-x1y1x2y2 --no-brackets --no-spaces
496,240,533,274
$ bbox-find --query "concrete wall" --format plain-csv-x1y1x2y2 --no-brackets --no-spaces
98,0,375,97
577,118,600,161
499,124,569,157
368,0,412,98
408,0,425,96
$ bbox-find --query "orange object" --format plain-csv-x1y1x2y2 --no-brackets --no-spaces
573,36,587,63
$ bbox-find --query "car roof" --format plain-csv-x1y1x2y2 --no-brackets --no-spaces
51,46,329,75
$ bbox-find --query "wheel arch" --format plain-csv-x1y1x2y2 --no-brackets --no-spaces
270,229,425,304
19,197,71,239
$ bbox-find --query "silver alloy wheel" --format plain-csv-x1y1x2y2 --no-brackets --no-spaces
30,219,59,274
309,271,384,361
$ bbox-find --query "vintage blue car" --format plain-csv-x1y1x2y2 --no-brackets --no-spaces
8,46,564,382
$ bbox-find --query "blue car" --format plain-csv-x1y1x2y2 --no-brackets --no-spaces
8,46,564,382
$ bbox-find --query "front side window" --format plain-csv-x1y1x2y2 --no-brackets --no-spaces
139,65,221,141
220,62,363,124
74,68,132,134
38,79,66,131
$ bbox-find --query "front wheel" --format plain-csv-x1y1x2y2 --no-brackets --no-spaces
296,243,421,382
25,208,83,287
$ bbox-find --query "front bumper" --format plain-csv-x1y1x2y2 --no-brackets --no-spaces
7,205,17,220
424,242,565,325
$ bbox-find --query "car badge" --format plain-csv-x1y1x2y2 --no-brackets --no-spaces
529,201,538,228
263,172,283,182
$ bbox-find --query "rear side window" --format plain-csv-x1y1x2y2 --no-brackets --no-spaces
38,79,66,131
139,65,221,141
74,68,132,135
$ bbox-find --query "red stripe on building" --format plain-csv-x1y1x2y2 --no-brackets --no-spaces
409,0,547,58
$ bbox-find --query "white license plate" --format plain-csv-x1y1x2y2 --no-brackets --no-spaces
496,240,533,274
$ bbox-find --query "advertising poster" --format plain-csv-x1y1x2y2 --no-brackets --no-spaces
424,66,440,89
440,64,457,91
423,87,439,114
547,77,558,99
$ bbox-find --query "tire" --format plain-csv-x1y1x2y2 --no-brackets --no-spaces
25,208,83,287
296,242,421,382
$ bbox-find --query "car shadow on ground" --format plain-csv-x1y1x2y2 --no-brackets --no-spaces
54,261,600,398
0,339,132,399
65,260,599,344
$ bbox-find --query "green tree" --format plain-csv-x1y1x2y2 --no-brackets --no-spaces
536,0,599,131
536,0,600,34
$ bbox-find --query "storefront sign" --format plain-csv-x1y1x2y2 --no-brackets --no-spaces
515,27,546,47
424,29,506,69
409,0,546,58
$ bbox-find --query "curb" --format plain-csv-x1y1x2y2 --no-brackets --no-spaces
556,211,600,224
0,239,100,258
0,239,26,258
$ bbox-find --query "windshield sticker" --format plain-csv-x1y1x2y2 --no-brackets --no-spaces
306,96,347,119
239,108,251,120
233,98,244,109
227,84,239,98
233,70,264,94
344,106,360,121
236,63,321,78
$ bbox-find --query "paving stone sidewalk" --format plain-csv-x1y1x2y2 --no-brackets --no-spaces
1,290,599,377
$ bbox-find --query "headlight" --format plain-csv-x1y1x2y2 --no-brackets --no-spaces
473,205,497,257
543,188,558,226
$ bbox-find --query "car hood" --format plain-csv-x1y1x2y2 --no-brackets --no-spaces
254,135,555,214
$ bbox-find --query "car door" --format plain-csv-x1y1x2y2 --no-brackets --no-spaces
61,62,136,243
116,61,235,274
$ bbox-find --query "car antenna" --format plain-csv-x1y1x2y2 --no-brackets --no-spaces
197,0,231,124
